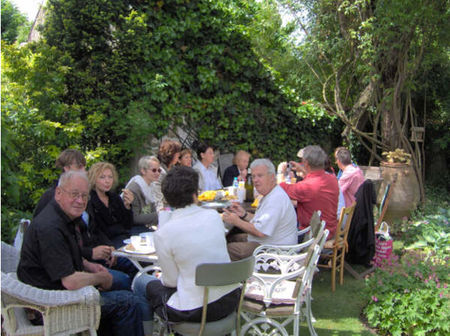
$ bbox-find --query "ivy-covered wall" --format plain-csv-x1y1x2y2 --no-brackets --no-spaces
1,0,338,236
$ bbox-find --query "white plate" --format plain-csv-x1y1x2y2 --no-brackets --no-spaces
123,238,131,245
200,200,232,209
123,244,155,255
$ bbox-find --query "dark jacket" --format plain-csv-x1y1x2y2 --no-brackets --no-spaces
79,201,114,260
222,165,240,187
87,190,133,244
33,180,58,218
346,179,376,265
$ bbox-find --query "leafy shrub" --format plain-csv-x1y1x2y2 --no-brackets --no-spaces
364,250,449,335
401,209,450,258
1,207,32,244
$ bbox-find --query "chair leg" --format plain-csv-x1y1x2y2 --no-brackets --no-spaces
331,255,337,292
339,252,346,285
293,313,300,336
306,291,318,336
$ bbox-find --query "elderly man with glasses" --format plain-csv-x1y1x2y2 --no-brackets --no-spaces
18,171,152,336
223,158,298,260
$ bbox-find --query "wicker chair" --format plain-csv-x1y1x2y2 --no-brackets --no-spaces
1,241,101,336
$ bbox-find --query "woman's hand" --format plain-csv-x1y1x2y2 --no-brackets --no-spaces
239,169,248,181
92,245,113,261
122,189,134,209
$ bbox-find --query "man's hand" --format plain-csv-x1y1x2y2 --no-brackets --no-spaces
222,208,240,226
83,259,108,274
229,202,245,217
92,245,113,261
290,161,306,178
96,271,113,291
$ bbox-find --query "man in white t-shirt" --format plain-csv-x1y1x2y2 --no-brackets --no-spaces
223,159,297,260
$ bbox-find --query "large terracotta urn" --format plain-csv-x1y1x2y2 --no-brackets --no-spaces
379,161,420,223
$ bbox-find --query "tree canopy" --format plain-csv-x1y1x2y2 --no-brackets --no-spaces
277,0,450,197
1,0,31,43
1,0,337,227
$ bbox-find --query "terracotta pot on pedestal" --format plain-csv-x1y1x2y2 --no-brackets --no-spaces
380,161,420,223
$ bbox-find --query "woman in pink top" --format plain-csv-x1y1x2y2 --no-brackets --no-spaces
335,148,365,207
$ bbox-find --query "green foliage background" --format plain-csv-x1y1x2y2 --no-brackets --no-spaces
1,0,31,43
1,0,338,238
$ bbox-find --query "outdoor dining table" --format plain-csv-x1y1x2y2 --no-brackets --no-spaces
112,201,256,279
112,245,159,283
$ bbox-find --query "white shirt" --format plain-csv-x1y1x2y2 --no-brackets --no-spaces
193,161,222,191
155,205,238,311
248,185,298,245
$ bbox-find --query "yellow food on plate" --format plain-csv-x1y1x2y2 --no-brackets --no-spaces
198,190,217,201
199,189,238,202
222,190,238,200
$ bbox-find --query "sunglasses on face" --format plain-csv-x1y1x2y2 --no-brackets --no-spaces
149,168,162,173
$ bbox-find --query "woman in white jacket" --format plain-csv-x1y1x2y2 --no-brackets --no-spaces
133,166,240,325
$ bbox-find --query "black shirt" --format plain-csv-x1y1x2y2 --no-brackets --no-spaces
18,200,84,290
88,189,133,241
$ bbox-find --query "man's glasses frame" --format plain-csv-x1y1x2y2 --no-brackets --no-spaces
60,188,90,201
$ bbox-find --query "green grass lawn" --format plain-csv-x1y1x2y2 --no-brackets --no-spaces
300,268,376,335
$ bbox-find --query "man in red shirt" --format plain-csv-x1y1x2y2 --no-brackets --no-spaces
280,145,339,239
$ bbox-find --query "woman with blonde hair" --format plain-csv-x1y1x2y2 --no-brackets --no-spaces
88,162,134,248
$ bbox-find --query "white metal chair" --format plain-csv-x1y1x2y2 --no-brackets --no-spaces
252,210,323,258
251,220,326,282
1,241,101,336
297,210,322,242
241,229,329,336
161,256,255,336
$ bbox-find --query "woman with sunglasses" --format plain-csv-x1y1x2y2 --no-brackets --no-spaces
125,156,161,232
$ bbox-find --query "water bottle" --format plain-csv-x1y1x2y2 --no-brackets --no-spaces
232,177,239,188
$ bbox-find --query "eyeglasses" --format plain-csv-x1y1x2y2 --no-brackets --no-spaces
149,168,162,173
60,188,89,201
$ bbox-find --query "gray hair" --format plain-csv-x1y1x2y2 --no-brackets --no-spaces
138,155,160,172
335,147,352,165
250,158,276,175
58,170,88,187
302,145,327,169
